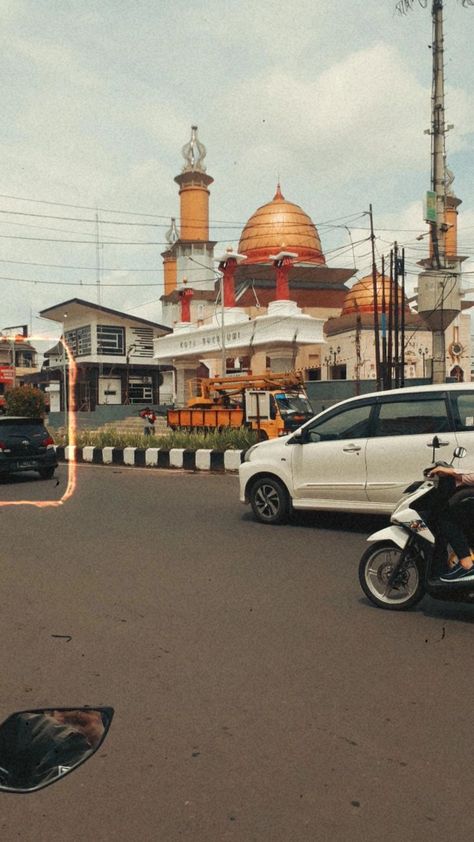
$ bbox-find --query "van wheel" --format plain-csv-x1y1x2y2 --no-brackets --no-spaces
256,430,268,441
249,477,289,525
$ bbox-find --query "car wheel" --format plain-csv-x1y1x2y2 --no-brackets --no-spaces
38,466,55,480
249,476,290,525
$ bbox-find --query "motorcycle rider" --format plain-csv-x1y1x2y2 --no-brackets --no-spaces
428,464,474,582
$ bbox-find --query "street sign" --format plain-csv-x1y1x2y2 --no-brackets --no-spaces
424,191,436,223
0,366,15,383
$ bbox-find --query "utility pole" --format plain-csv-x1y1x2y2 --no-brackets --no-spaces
381,255,388,388
387,250,394,389
432,1,447,268
354,305,362,396
400,248,406,386
369,205,381,389
393,242,400,387
95,210,102,305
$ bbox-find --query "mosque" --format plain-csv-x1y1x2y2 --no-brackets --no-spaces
154,127,472,405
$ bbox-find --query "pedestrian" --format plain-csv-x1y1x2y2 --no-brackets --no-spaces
139,407,156,436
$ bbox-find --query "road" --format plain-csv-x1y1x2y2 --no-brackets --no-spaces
0,464,473,841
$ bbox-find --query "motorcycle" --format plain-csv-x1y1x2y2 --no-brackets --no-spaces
0,706,114,793
359,436,474,611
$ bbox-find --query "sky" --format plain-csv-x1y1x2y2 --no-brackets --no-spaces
1,0,474,351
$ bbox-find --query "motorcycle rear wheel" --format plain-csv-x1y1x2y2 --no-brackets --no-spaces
359,541,425,611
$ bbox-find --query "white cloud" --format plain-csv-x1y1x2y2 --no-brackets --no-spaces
218,44,436,183
0,1,473,333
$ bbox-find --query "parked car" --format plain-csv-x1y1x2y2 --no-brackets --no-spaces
239,383,474,524
0,417,57,480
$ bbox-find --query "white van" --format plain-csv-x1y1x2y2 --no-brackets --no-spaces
239,383,474,524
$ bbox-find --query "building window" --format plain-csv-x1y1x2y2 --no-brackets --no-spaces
64,325,92,358
77,325,92,356
97,325,125,356
129,327,154,358
15,351,36,368
128,377,153,403
64,329,78,357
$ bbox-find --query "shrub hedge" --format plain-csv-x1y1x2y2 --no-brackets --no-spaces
50,426,259,452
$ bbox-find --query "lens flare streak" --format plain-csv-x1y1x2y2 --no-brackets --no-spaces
0,336,77,508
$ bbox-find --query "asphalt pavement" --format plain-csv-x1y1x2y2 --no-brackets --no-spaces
0,464,473,841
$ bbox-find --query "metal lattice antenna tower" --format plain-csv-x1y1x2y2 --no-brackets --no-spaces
399,0,474,382
395,1,474,15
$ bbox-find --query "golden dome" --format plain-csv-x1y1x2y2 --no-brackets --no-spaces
343,273,407,315
238,185,325,264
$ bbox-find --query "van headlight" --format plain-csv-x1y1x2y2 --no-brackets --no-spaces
244,444,260,462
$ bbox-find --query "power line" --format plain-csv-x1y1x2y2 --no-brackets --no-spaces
0,205,368,231
0,191,368,229
0,273,163,287
0,257,164,272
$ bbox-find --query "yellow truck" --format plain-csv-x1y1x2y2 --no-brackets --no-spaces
167,371,314,440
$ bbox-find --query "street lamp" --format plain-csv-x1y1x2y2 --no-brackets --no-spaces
418,345,429,379
125,343,137,405
324,346,341,381
323,354,331,379
329,345,341,364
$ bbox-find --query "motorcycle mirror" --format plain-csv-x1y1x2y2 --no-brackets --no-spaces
0,706,113,793
453,446,467,460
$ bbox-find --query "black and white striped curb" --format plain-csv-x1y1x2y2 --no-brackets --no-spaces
55,445,244,472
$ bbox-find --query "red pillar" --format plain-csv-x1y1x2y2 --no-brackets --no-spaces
218,258,238,307
274,256,293,300
178,287,193,322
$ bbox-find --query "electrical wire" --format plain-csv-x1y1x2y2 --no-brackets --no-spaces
0,192,369,229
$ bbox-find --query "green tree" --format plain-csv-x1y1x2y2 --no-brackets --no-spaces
5,386,47,418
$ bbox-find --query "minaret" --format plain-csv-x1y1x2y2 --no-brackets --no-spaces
175,126,213,240
161,126,216,301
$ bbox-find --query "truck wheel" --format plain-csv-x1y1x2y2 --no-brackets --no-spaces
249,477,290,525
257,430,268,441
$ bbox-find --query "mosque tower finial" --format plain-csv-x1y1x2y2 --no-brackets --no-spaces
165,217,179,245
181,125,207,173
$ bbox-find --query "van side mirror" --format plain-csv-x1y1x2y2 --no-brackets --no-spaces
453,446,467,460
288,428,304,444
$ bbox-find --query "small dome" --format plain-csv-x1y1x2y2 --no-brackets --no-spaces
238,185,325,264
343,273,407,315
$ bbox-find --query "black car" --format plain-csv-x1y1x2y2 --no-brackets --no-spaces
0,417,58,480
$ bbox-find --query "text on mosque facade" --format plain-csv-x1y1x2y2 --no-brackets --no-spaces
179,330,242,350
